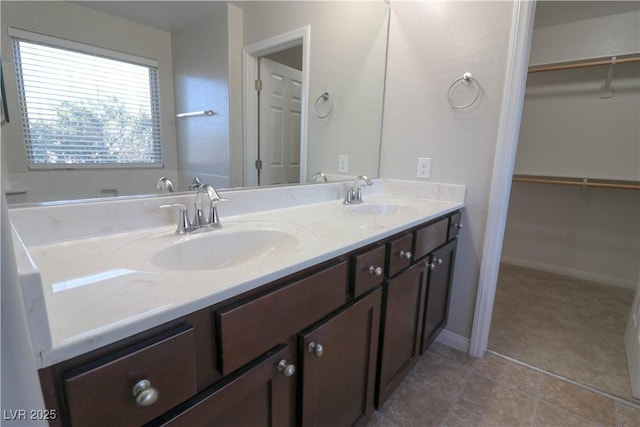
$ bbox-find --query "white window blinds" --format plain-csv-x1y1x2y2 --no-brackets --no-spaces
10,28,163,168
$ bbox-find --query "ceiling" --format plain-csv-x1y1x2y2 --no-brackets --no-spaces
72,1,228,32
534,1,640,28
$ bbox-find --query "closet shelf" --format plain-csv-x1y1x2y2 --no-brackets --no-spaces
512,175,640,191
528,53,640,73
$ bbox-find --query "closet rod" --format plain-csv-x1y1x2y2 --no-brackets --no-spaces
512,176,640,191
528,54,640,73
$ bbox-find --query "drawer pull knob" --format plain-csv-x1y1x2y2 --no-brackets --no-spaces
455,223,464,229
428,259,442,270
132,380,159,407
399,250,412,260
368,266,383,276
308,341,324,358
278,359,296,377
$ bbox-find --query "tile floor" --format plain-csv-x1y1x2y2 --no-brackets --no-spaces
488,264,636,402
369,343,640,427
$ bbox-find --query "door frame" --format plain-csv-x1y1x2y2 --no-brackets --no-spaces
242,26,310,187
468,0,536,357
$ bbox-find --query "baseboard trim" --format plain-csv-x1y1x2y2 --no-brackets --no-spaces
435,329,470,353
501,256,637,290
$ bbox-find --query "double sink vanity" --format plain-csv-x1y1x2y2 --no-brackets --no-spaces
9,179,465,426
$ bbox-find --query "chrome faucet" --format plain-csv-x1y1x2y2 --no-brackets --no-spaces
193,184,224,229
312,172,328,182
343,175,373,205
161,183,227,234
188,177,202,191
155,177,175,192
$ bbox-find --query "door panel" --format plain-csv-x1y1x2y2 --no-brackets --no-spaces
376,263,426,407
154,346,290,427
421,239,457,353
625,278,640,398
259,57,302,185
300,289,381,427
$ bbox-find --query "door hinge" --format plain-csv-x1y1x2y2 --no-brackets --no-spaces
255,159,263,170
255,79,263,92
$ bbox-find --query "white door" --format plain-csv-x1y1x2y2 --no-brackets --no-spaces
625,275,640,399
258,57,302,186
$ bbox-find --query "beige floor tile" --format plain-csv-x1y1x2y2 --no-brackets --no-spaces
539,376,616,426
489,264,635,401
616,403,640,427
457,373,536,426
406,351,471,401
534,401,600,427
377,378,451,427
367,411,399,427
476,353,542,395
443,405,493,427
425,342,477,369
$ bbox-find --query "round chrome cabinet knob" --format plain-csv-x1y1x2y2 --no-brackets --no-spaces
277,359,296,377
308,341,324,358
455,223,464,229
132,379,159,407
368,266,383,276
399,250,412,260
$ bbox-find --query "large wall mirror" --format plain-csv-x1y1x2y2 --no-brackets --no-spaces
1,1,389,204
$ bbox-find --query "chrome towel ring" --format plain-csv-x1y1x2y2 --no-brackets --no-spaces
314,92,333,118
447,72,481,109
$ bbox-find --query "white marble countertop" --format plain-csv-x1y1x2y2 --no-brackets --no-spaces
9,179,465,368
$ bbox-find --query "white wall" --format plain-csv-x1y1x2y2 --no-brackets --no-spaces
529,10,640,66
515,10,640,181
172,3,233,189
240,1,388,181
1,1,178,202
380,1,515,339
503,8,640,289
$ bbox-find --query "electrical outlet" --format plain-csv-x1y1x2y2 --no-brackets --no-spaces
338,155,349,173
416,157,431,179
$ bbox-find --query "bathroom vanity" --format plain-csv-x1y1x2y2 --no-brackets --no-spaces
9,179,465,426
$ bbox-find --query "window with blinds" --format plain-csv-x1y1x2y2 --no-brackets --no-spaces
10,28,163,168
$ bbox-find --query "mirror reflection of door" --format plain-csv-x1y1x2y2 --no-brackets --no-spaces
257,46,302,186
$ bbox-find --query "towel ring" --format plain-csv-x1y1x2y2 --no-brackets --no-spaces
447,72,481,109
314,92,333,119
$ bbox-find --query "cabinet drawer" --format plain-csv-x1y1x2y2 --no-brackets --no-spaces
387,234,413,277
63,325,196,427
351,245,386,297
152,346,290,427
414,217,448,260
216,261,348,375
448,212,463,240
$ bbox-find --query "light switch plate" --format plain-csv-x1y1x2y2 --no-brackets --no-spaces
416,157,431,179
338,155,349,173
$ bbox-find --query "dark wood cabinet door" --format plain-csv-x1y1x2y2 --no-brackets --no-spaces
421,239,457,353
376,262,427,407
152,346,291,427
299,289,382,427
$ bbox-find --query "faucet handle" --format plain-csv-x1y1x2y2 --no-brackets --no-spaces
160,204,191,235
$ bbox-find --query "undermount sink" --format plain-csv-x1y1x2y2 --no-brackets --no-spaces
349,202,417,217
114,223,302,271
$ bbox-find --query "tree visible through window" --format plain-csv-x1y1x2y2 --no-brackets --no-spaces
11,30,162,168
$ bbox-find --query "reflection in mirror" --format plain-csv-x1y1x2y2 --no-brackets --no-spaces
1,1,389,204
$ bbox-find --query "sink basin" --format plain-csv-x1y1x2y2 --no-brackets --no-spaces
349,203,417,217
114,223,303,271
152,229,299,271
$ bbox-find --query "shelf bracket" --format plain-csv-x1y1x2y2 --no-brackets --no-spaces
600,56,616,99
